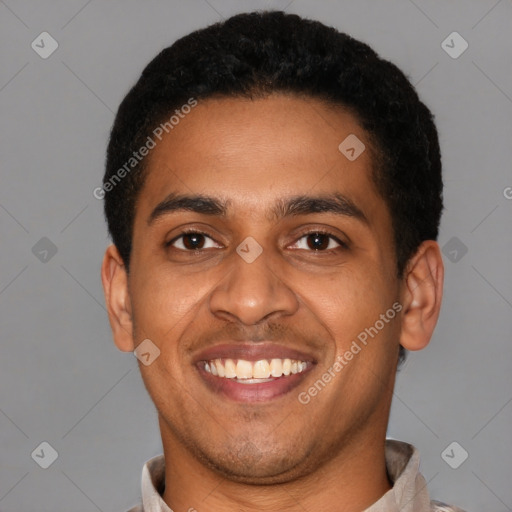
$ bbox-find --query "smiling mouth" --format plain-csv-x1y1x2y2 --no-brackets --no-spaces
196,357,314,402
203,357,310,381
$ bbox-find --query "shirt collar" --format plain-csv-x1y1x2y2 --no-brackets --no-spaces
365,439,431,512
139,439,435,512
141,455,172,512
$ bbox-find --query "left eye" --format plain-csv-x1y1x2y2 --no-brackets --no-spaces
290,232,344,251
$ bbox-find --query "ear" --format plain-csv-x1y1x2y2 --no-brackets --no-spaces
399,240,444,351
100,244,135,352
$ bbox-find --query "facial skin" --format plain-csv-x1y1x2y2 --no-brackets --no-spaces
101,94,443,512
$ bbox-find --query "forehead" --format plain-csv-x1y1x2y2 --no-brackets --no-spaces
137,94,386,224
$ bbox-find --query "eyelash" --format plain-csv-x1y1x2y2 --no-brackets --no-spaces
166,228,348,253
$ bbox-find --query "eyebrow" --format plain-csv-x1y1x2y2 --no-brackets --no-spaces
147,192,369,226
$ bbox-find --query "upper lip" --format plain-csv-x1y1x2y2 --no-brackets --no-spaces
194,342,317,364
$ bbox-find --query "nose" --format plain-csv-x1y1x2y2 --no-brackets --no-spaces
208,244,299,325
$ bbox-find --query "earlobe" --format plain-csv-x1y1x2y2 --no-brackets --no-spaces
399,241,444,351
100,244,135,352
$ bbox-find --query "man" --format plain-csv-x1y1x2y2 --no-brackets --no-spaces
100,10,466,512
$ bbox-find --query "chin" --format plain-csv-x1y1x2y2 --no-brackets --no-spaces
199,445,313,485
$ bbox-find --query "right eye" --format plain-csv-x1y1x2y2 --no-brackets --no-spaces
167,231,222,251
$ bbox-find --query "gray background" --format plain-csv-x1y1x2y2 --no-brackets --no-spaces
1,0,511,511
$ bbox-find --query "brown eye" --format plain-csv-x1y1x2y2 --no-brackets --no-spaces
182,233,205,250
306,233,331,250
168,232,220,251
290,231,346,252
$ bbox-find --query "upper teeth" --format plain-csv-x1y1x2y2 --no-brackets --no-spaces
204,358,308,379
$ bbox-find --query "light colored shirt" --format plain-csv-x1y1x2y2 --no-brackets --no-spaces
126,439,466,512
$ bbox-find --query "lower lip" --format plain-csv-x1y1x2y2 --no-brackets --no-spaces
196,364,313,402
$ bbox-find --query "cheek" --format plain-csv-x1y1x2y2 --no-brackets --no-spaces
311,265,396,353
131,271,198,398
130,266,205,334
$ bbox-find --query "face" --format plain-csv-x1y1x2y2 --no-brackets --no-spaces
121,94,406,483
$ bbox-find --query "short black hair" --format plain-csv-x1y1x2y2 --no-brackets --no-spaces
103,10,444,367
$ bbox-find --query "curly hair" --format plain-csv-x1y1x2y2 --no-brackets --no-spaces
103,10,444,368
